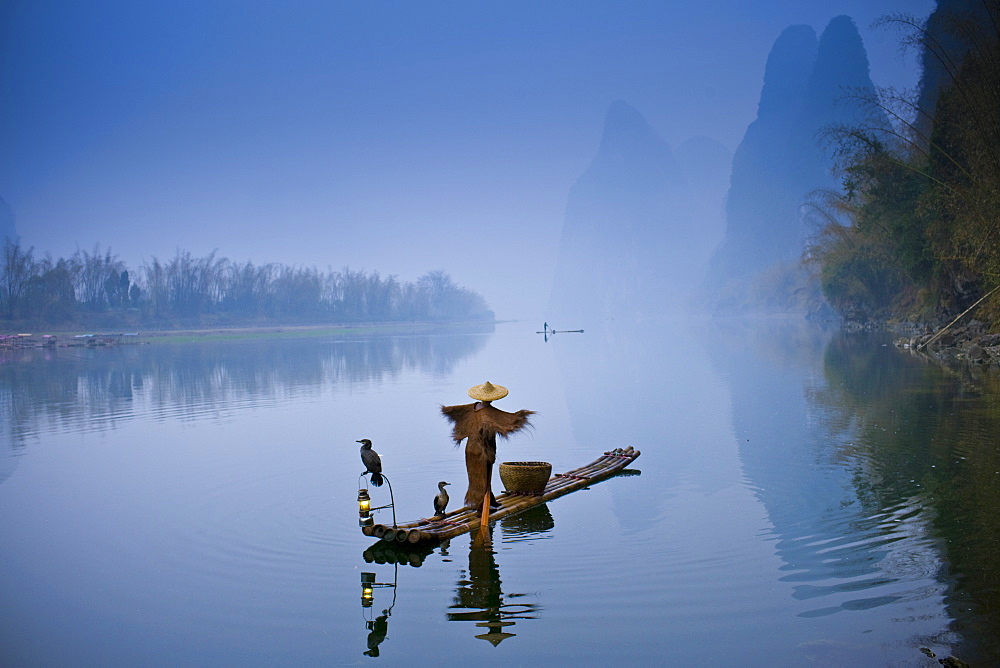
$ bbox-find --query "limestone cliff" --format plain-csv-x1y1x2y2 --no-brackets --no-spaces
548,101,729,324
703,16,883,314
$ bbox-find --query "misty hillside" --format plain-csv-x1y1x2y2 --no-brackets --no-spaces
548,15,884,324
547,101,729,324
703,15,885,313
705,24,819,287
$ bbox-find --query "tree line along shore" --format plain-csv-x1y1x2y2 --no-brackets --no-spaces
811,3,999,342
0,242,493,332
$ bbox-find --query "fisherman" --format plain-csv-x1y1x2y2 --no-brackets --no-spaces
441,382,534,510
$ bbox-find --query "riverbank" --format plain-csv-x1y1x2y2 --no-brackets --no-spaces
889,318,1000,368
0,320,498,348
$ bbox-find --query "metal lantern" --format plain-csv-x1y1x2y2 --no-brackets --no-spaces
360,572,376,608
358,488,372,526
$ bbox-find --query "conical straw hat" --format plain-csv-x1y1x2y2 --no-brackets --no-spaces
468,381,508,401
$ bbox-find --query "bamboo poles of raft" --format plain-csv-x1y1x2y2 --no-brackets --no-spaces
360,447,640,545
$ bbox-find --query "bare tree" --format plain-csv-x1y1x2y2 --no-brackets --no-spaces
0,238,35,319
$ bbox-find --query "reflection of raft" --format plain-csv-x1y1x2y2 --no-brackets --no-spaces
361,447,640,545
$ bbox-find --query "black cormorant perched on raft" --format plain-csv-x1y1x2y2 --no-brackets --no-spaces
358,438,384,486
433,481,450,517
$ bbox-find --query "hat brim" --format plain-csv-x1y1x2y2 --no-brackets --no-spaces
468,383,509,401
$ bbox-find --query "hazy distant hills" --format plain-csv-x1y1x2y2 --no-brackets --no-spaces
703,15,884,311
549,15,884,323
547,101,729,324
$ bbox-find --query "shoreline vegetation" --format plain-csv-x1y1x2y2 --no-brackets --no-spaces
807,1,999,368
0,242,495,333
0,320,499,348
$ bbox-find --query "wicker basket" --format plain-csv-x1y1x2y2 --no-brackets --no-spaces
499,461,552,495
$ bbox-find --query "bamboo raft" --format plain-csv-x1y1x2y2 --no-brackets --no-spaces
361,446,640,545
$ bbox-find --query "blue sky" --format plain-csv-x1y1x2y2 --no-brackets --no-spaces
0,0,934,318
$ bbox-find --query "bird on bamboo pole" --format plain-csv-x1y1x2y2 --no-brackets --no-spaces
441,382,534,510
433,481,451,517
357,438,384,487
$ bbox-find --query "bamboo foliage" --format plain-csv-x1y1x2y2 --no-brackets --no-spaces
812,1,1000,321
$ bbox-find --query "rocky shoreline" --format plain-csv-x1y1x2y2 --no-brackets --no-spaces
889,319,1000,368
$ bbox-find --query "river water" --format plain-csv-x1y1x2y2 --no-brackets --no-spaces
1,319,997,665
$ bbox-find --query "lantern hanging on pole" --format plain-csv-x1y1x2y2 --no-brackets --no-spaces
358,488,374,527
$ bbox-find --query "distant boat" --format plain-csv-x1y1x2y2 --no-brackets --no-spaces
536,323,584,340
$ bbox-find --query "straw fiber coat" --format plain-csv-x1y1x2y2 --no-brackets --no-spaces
441,402,534,509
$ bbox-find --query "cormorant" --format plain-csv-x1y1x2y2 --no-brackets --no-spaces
358,439,384,486
364,614,388,657
433,481,451,517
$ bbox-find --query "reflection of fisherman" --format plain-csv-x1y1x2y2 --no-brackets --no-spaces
447,529,511,645
446,525,539,645
441,382,534,510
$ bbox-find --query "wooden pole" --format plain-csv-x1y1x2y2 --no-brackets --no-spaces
917,284,1000,351
475,492,492,546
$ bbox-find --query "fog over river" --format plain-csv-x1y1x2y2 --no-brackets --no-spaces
2,319,997,665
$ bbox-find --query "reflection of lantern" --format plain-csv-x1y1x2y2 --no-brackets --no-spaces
361,572,376,607
359,566,397,657
358,489,374,527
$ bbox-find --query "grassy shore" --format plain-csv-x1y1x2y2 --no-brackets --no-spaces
128,323,420,344
3,321,497,346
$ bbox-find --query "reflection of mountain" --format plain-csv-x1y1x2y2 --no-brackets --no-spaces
447,526,540,645
701,319,959,640
702,320,872,613
0,325,491,451
551,319,698,534
816,334,1000,664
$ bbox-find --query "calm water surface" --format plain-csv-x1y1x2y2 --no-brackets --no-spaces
1,320,998,665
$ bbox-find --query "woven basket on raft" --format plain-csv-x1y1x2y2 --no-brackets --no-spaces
499,461,552,495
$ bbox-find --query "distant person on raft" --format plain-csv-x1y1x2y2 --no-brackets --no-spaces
441,382,535,510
